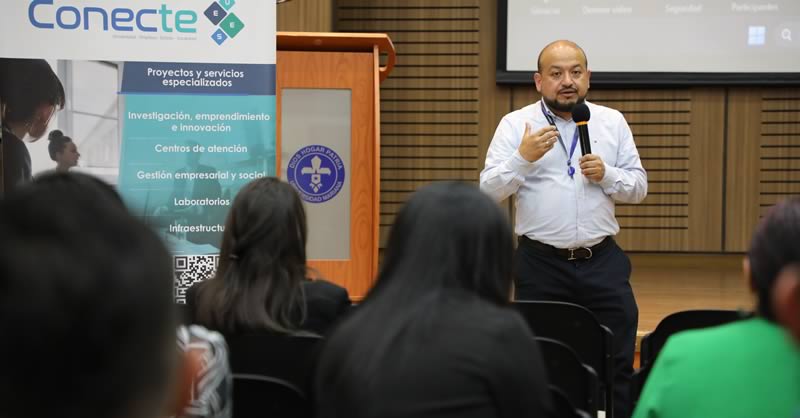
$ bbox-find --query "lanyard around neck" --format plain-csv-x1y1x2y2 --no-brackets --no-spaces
540,101,580,178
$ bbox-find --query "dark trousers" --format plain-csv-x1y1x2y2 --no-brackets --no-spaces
514,237,638,418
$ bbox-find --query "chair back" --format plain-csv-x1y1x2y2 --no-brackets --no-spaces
631,309,749,411
514,300,615,417
233,374,311,418
640,309,748,367
538,337,599,415
225,333,323,417
549,385,594,418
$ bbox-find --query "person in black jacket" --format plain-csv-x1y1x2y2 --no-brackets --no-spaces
188,177,350,337
314,182,554,418
0,59,66,193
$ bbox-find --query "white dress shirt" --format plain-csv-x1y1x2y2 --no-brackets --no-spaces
480,100,647,249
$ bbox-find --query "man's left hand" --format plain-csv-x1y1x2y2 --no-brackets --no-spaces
579,154,605,183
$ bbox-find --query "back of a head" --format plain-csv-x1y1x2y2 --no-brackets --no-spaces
749,197,800,321
376,181,515,303
316,182,514,401
195,177,308,334
0,172,176,418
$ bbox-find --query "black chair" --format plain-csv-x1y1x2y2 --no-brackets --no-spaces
549,386,594,418
514,300,615,418
233,374,311,418
537,337,599,416
629,366,651,413
640,309,748,368
225,333,323,418
630,309,749,410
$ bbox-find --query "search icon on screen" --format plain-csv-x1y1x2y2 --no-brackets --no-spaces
782,28,792,41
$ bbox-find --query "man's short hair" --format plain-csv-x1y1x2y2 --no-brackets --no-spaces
0,172,176,418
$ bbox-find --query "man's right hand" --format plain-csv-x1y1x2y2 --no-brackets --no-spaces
518,124,559,162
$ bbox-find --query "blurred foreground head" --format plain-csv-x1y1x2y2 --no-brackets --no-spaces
747,197,800,323
0,172,177,418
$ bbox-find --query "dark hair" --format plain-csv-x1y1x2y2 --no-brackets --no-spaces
47,129,73,160
194,177,308,334
748,197,800,321
317,181,515,385
32,170,125,208
536,40,589,73
0,59,65,126
0,172,176,418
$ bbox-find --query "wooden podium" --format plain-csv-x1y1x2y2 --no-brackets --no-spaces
276,32,395,301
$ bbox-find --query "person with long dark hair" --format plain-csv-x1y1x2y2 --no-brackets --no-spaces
633,197,800,418
47,129,80,172
314,182,553,418
0,59,66,192
188,177,350,336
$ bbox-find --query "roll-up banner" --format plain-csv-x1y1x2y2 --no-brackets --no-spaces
1,0,276,301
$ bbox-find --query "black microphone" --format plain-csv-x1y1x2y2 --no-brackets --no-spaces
572,102,591,155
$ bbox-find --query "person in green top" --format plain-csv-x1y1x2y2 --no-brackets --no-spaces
633,197,800,418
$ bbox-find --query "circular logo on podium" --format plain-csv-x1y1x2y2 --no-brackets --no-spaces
287,145,345,203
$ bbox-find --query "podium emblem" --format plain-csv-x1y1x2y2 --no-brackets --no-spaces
287,145,346,203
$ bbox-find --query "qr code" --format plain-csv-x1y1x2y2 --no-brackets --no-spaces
173,255,219,304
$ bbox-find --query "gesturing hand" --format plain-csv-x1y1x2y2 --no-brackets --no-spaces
579,154,606,183
518,124,558,163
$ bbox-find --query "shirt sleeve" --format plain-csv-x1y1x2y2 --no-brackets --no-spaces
598,114,648,203
479,116,538,203
487,312,555,418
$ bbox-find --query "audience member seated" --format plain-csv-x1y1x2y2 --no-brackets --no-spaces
632,197,800,418
314,181,553,418
187,177,350,336
0,172,201,418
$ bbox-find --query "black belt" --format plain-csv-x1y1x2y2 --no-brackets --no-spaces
518,235,613,261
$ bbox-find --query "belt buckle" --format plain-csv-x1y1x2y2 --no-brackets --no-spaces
568,248,577,261
567,247,593,261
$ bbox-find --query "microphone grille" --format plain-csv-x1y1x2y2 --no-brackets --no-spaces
572,102,590,123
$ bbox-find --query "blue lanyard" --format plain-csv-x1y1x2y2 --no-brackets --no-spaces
540,101,580,178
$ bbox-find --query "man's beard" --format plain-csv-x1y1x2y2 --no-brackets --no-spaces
543,94,586,113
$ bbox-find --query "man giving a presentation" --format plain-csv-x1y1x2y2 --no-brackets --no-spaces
480,40,647,418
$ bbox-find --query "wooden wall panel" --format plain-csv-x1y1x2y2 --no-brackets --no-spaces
686,89,726,251
726,88,800,251
277,0,332,32
336,0,481,253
